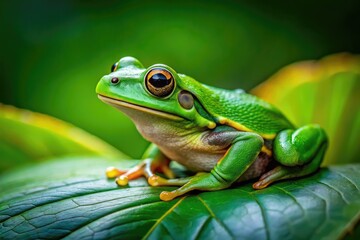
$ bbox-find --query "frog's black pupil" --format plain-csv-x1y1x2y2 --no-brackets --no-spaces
111,77,119,84
149,73,170,88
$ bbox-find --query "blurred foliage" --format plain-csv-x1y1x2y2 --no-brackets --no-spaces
0,0,359,158
0,103,126,172
252,53,360,165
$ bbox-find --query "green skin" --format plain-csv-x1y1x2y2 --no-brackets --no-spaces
96,56,328,201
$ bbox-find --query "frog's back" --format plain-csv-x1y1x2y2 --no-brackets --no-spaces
208,86,294,138
179,76,294,139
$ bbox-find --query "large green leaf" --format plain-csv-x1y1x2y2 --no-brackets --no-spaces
0,157,359,239
0,104,127,172
252,53,360,165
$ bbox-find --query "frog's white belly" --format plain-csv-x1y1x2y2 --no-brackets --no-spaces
156,134,225,172
140,122,272,180
136,118,226,172
132,114,272,177
112,104,271,178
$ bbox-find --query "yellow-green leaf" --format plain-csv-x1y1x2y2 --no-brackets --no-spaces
0,104,127,172
0,157,359,239
252,53,360,165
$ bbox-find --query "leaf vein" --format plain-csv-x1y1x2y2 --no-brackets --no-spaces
2,178,100,202
251,195,270,240
273,186,305,218
293,182,328,239
1,192,159,237
0,186,157,226
315,180,349,204
0,181,115,222
197,196,234,238
193,216,211,240
62,200,162,238
142,196,185,240
331,170,360,191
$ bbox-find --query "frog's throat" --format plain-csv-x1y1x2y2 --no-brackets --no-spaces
98,95,184,121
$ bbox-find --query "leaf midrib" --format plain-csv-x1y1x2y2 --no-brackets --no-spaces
142,196,185,240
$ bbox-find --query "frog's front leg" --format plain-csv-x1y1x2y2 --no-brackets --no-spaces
106,143,175,186
253,124,328,189
160,131,264,201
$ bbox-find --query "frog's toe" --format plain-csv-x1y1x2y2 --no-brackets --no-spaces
253,179,272,189
159,172,231,201
160,164,175,179
160,190,179,201
116,175,129,186
149,175,193,186
148,175,167,186
106,163,144,180
107,157,177,186
106,166,126,178
253,166,287,189
159,180,204,201
160,184,195,201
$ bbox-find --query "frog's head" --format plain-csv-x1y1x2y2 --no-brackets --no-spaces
96,57,215,129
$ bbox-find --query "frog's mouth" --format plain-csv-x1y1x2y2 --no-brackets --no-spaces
98,95,184,121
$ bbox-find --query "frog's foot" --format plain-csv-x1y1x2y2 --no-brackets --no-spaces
253,124,328,189
160,172,231,201
106,158,175,186
253,166,294,189
106,166,127,178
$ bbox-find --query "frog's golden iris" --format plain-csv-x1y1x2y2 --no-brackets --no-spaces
145,68,175,98
111,62,119,72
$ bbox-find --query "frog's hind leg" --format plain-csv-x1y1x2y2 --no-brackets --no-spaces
253,124,328,189
160,131,264,201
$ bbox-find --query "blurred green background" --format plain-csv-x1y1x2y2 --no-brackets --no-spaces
0,0,359,159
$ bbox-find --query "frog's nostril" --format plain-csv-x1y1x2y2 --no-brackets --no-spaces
111,77,120,85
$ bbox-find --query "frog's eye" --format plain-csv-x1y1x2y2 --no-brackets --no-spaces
111,62,119,72
145,68,175,98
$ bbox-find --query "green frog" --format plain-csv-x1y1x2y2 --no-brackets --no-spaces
96,56,328,201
